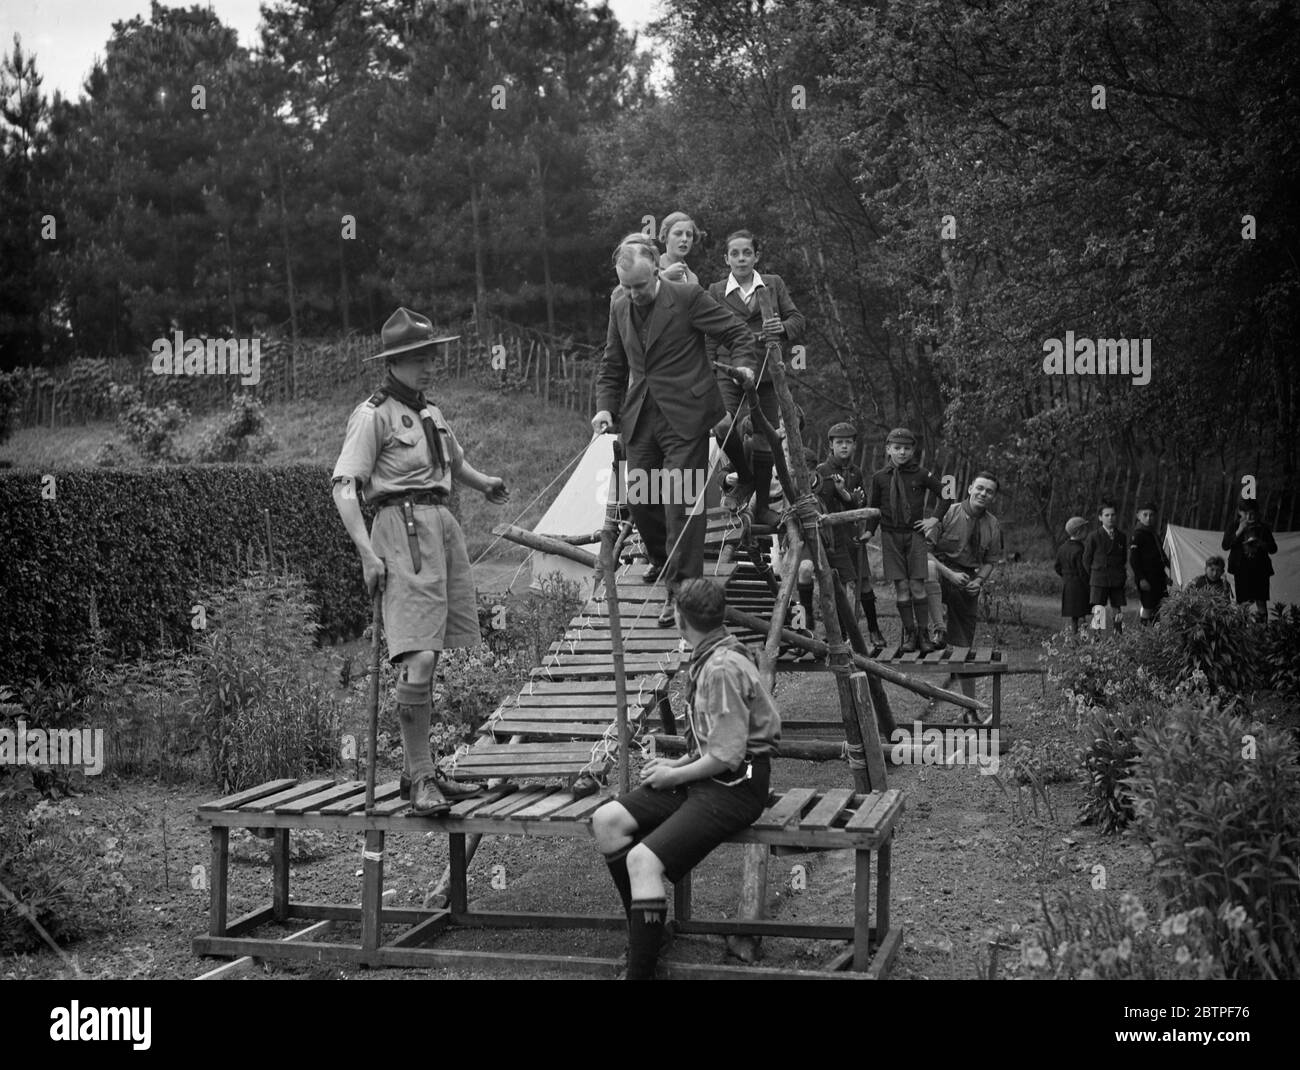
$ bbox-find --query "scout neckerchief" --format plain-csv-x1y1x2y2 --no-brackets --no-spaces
684,629,755,749
888,456,920,526
382,370,448,473
962,500,986,562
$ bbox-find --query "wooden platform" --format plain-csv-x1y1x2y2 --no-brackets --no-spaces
193,778,905,979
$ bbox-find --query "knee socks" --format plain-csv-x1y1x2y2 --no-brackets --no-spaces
913,598,930,632
897,599,915,631
925,578,944,630
626,897,668,980
395,679,435,782
860,584,880,632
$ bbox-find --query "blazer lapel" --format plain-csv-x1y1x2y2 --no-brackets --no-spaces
643,282,674,354
725,288,754,324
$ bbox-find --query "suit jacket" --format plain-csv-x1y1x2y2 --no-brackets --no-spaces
1129,524,1169,593
596,279,756,441
1082,527,1128,587
704,273,805,383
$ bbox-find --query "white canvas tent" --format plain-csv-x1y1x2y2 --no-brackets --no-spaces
1163,523,1300,606
530,433,724,600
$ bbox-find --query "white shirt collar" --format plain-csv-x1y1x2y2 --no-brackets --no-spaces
725,270,765,298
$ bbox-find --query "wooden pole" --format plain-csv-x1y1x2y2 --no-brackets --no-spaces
492,524,597,567
725,605,986,711
365,590,382,812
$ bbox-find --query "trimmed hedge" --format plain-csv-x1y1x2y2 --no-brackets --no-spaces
0,465,375,684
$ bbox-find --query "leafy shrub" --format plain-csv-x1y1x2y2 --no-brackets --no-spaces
0,799,132,954
978,560,1029,640
434,646,531,754
1079,699,1161,832
0,680,89,801
108,382,188,462
479,573,584,667
1019,890,1224,980
1258,603,1300,694
185,566,342,792
1156,586,1256,692
1128,695,1300,979
194,393,276,463
1043,627,1163,716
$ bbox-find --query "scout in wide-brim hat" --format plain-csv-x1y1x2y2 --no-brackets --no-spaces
366,306,459,362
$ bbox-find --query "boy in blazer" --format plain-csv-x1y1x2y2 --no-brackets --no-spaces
1082,500,1128,634
704,230,805,526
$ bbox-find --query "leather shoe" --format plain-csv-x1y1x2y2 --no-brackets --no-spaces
435,771,484,799
868,629,887,648
409,773,451,816
643,561,664,584
723,480,754,512
657,593,677,628
571,772,601,799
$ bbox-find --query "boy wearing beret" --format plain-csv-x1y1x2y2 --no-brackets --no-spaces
1054,516,1090,633
866,428,947,653
332,307,510,815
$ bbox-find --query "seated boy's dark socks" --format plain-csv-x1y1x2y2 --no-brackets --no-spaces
897,601,916,631
626,897,668,980
602,844,634,921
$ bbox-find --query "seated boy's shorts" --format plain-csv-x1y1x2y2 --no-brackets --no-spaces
1089,584,1126,609
615,757,771,884
372,503,481,659
881,529,928,581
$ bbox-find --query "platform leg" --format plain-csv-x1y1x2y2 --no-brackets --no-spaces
449,833,469,914
876,838,892,940
361,829,385,953
210,827,229,937
992,672,1002,732
852,847,872,971
272,829,290,921
673,872,692,922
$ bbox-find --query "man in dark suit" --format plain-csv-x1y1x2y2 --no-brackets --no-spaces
593,238,757,625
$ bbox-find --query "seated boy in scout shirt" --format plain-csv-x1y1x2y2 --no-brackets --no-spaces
332,307,510,816
591,578,781,979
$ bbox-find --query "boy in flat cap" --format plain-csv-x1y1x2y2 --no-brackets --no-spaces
814,422,886,647
866,428,947,653
332,307,510,816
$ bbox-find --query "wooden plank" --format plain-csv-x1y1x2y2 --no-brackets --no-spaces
877,644,899,662
491,721,614,738
199,779,297,812
922,648,945,665
844,788,902,832
752,787,818,830
472,786,552,818
371,793,413,817
973,647,994,663
461,742,597,756
510,789,579,821
538,653,677,665
278,781,366,814
799,788,856,831
448,785,518,818
544,793,608,822
323,780,400,814
522,676,668,695
458,762,588,777
492,706,622,722
503,695,638,709
947,646,969,664
239,779,335,813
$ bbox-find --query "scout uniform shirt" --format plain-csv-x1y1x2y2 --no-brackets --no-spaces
332,392,464,501
685,632,781,771
932,501,1003,573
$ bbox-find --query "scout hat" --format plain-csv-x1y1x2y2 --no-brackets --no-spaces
885,427,916,445
1065,516,1087,537
367,307,459,362
827,421,857,440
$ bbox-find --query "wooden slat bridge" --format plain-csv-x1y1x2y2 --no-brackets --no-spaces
193,777,904,979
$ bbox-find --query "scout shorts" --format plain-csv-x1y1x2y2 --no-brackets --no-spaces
1090,584,1127,609
616,757,771,884
881,528,929,581
371,503,480,659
